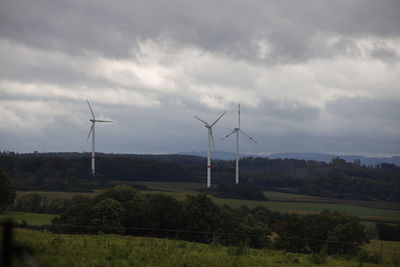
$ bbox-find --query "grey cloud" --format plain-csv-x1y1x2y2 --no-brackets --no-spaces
1,0,399,63
326,97,400,121
0,0,399,155
370,46,400,62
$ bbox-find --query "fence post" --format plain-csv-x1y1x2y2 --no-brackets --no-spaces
1,221,13,267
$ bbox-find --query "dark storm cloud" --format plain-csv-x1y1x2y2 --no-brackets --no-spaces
1,0,399,62
370,45,400,63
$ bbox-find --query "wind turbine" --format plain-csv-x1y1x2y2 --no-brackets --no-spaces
194,111,226,188
86,100,113,175
221,104,257,184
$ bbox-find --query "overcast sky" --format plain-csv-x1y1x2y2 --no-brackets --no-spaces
0,0,399,156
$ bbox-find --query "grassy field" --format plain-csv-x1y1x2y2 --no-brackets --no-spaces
112,181,204,192
0,211,56,225
265,191,400,210
16,190,100,199
3,228,397,267
141,190,400,222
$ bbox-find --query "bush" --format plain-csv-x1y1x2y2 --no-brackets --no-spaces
358,249,382,264
308,253,327,265
15,193,67,214
376,223,400,241
16,193,42,213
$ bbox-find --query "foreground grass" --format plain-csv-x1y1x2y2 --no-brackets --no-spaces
0,211,56,225
365,240,400,262
7,229,396,267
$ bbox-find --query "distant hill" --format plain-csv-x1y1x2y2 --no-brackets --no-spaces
177,151,239,160
178,151,400,166
268,152,400,166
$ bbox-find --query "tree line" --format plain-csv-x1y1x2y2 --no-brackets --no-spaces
1,152,399,200
45,185,366,255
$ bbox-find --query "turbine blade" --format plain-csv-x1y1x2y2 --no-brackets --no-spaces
210,128,215,151
239,129,257,144
210,111,226,127
95,120,113,122
221,129,237,141
87,100,95,119
194,115,209,126
238,103,240,129
87,123,94,140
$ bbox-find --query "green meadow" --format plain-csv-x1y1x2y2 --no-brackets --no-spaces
16,190,101,199
0,211,55,226
5,229,398,267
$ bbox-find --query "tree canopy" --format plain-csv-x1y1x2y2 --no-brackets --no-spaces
48,185,368,255
0,171,16,211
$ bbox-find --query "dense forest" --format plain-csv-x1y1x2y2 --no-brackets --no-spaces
0,151,399,200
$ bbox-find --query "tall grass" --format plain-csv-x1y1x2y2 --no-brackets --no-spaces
8,229,398,267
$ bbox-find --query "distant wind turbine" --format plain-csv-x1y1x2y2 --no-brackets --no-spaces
221,104,257,184
194,111,226,188
86,100,113,175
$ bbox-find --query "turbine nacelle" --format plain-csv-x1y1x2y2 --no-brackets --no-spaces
194,111,226,188
221,103,257,184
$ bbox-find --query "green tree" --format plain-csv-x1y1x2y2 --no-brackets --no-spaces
96,185,143,204
238,214,271,248
144,194,183,230
51,196,94,233
16,193,42,213
0,172,16,211
91,198,126,234
325,214,367,255
181,194,223,242
95,185,145,229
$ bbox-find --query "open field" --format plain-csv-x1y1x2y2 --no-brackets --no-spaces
127,181,400,210
16,190,100,199
111,181,205,192
141,189,400,222
265,191,400,210
0,211,56,225
4,228,397,267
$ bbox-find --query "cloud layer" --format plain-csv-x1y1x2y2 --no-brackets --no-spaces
1,0,399,155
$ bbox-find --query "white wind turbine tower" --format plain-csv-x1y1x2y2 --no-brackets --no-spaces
194,111,226,188
86,100,113,175
221,104,257,184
